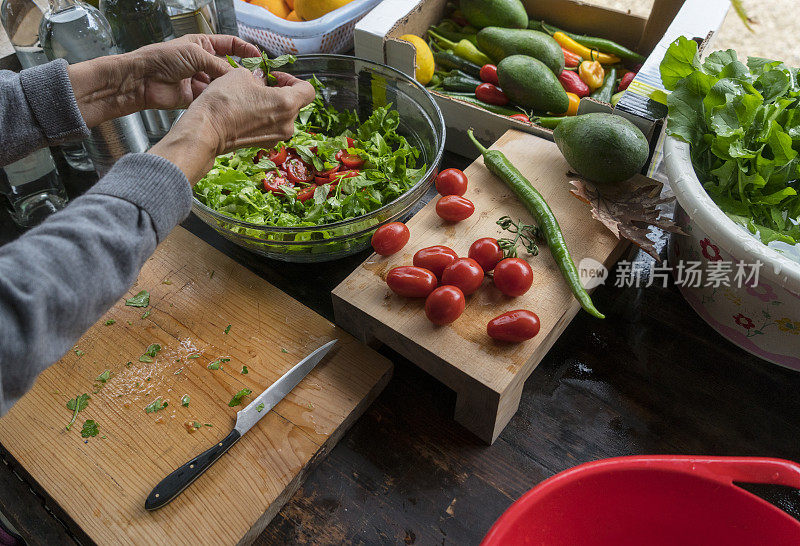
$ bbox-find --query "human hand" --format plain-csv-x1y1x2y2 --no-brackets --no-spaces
69,34,261,128
149,68,315,184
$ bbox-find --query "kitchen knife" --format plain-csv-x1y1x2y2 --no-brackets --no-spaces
144,339,337,510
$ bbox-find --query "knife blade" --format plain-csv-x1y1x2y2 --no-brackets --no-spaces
144,339,337,510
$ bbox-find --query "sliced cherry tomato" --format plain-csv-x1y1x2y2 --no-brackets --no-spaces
335,149,345,162
493,258,533,297
468,238,504,272
371,222,410,256
318,164,340,177
268,145,287,164
436,195,475,222
487,310,540,342
425,286,466,325
346,137,356,149
254,149,267,163
332,169,360,180
475,82,509,106
285,157,314,184
509,113,530,123
296,186,316,203
441,257,484,295
341,153,365,169
413,245,458,279
314,176,331,185
479,64,499,86
262,171,293,194
386,266,438,298
435,168,468,196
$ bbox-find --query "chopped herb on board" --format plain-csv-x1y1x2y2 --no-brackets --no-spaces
80,419,99,438
187,354,200,359
224,324,231,334
144,398,168,413
74,349,85,357
66,394,90,431
241,365,248,375
181,395,190,407
228,388,252,407
139,344,162,362
125,290,150,307
104,319,116,326
96,370,113,383
141,309,151,319
281,348,288,354
256,403,265,412
204,423,213,427
208,357,230,370
162,280,172,285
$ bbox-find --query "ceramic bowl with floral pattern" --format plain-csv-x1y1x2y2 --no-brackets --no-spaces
665,137,800,370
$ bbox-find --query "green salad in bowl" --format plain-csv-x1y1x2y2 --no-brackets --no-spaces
191,54,445,262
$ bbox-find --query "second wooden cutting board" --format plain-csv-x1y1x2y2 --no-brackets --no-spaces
333,129,628,444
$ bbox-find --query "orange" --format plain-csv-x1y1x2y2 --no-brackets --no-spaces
286,9,302,21
250,0,290,18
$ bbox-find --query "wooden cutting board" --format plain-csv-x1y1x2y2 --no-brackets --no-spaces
0,227,392,545
332,130,628,444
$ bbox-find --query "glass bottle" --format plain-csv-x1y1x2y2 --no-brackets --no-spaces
40,0,150,177
0,148,68,227
1,0,93,172
164,0,216,37
100,0,177,142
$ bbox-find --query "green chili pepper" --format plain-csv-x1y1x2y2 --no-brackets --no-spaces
434,91,523,116
532,116,567,129
467,129,604,319
438,69,482,92
530,20,645,64
432,50,482,78
429,24,478,47
610,90,625,106
428,30,492,67
590,67,617,103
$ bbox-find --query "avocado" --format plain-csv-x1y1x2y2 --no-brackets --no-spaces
553,113,650,185
497,55,569,114
477,27,564,74
460,0,528,29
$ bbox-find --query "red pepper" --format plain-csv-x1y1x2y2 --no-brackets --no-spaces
509,113,530,123
618,71,636,91
479,64,499,85
558,70,590,98
475,82,509,106
561,47,581,68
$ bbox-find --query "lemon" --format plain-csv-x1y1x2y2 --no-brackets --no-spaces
294,0,352,20
398,34,434,86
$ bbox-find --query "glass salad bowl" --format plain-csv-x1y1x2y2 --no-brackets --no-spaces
191,54,446,262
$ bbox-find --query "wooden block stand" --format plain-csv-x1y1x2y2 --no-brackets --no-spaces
333,130,627,444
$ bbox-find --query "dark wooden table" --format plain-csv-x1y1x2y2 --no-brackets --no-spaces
1,149,799,545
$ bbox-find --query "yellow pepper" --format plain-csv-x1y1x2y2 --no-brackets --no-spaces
553,32,621,65
579,60,605,91
562,92,580,116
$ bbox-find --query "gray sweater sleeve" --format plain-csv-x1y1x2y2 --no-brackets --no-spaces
0,59,90,165
0,64,192,416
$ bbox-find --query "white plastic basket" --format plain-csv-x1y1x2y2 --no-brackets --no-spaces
235,0,383,55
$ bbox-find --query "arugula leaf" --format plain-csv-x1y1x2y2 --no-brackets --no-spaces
241,365,248,374
144,398,168,413
125,290,150,307
81,419,99,438
228,388,252,407
141,309,151,319
66,394,90,431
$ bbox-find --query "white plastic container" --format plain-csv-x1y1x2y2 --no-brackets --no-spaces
235,0,382,55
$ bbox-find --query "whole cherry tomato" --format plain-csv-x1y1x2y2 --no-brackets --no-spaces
262,171,293,194
285,157,314,184
468,238,504,272
296,186,316,203
487,310,540,342
436,195,475,222
341,154,365,169
441,257,484,295
386,266,438,298
413,245,458,279
425,286,466,325
479,64,499,85
435,168,468,196
371,222,410,256
268,145,288,164
509,113,530,123
475,82,509,106
493,258,533,297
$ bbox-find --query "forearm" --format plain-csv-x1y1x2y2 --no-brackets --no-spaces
0,154,190,416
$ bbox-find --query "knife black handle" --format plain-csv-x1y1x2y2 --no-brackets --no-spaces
145,428,241,510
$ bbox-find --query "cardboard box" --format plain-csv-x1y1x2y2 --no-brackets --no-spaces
355,0,729,157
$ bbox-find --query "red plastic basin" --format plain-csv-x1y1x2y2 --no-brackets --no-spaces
482,456,800,546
